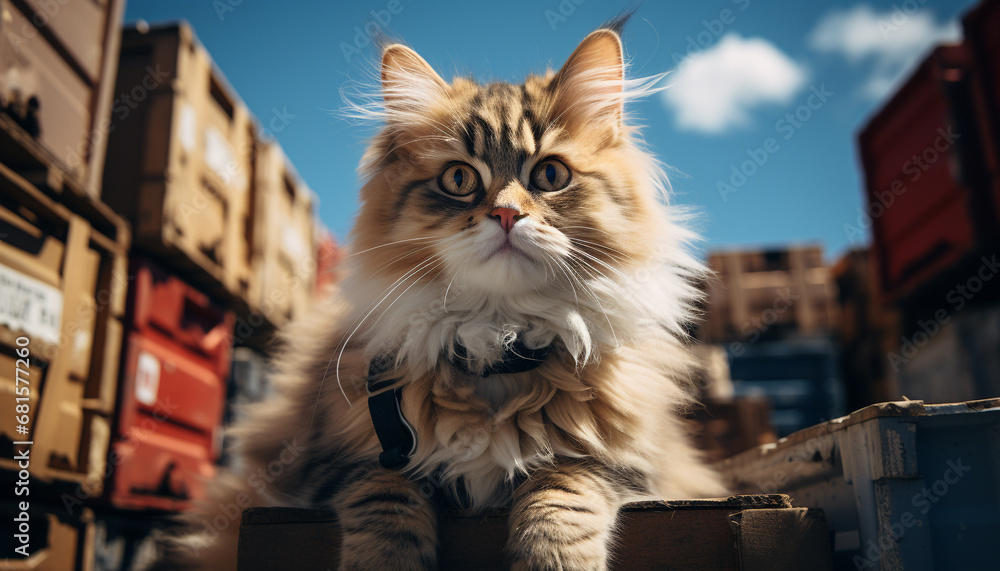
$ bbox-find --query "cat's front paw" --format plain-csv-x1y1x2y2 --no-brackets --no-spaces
332,465,438,571
507,501,612,571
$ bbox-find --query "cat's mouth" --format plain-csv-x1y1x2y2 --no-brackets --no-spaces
492,237,526,258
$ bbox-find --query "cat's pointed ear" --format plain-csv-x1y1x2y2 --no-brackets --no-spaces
551,29,625,140
381,44,447,118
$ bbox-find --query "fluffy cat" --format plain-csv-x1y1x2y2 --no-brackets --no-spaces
157,16,725,571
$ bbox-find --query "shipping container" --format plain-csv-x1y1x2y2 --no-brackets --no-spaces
102,22,255,305
0,160,128,493
0,0,125,199
0,500,95,571
717,399,1000,571
108,257,233,512
858,44,998,303
247,141,317,330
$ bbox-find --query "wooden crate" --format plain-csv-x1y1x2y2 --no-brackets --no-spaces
716,399,1000,570
0,0,125,199
102,22,255,306
246,140,317,331
0,159,128,494
700,246,838,344
237,495,832,570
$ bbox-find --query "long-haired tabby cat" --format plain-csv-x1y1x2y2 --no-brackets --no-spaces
158,15,725,571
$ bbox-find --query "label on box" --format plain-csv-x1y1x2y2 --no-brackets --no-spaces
204,126,246,190
135,351,161,406
281,226,307,261
0,263,63,345
178,104,197,151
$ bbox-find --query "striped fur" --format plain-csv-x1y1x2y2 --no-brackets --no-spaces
153,21,725,571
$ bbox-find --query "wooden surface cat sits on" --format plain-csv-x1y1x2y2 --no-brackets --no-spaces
151,13,726,571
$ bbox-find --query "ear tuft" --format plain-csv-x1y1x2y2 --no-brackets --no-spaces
381,44,447,113
551,29,625,140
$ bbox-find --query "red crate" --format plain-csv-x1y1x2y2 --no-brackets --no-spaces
858,45,982,302
315,228,343,295
109,257,233,511
964,0,1000,229
128,257,234,378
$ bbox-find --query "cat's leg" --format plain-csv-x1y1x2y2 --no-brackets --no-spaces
508,461,638,571
325,462,437,571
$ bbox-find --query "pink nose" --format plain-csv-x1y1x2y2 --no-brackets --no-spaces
491,207,524,234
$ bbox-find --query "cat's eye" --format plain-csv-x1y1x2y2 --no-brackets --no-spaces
438,163,480,197
530,158,571,192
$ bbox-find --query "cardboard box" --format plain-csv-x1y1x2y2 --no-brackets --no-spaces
0,159,128,493
0,0,125,199
246,141,316,331
102,22,255,305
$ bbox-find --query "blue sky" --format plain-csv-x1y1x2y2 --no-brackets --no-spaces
123,0,977,261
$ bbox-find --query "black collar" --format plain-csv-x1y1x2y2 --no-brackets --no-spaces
367,336,553,470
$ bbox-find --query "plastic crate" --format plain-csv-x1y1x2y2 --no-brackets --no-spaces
858,44,994,303
108,257,233,511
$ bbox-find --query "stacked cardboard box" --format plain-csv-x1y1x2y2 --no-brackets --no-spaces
247,141,317,329
102,23,256,305
0,0,129,497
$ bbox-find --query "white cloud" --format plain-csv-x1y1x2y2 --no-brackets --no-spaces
808,4,960,98
662,34,808,135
